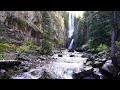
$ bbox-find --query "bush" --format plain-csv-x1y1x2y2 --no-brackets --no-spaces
115,41,120,50
42,40,54,54
96,44,108,52
16,41,37,54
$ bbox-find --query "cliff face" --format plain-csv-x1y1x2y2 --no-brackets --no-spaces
0,11,67,48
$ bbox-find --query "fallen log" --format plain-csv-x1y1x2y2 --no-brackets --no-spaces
0,60,21,69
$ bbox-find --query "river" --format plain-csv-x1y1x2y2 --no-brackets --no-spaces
11,49,87,79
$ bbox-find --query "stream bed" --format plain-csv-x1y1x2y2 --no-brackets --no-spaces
11,50,88,79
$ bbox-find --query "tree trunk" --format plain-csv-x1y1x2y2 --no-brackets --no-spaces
111,11,117,67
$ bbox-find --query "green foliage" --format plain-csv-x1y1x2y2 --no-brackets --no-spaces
16,41,37,54
96,44,108,52
42,39,54,54
0,37,8,44
41,11,55,54
41,40,54,54
0,43,10,52
75,11,116,49
115,41,120,50
0,53,6,59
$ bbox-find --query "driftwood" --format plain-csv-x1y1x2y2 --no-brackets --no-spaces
0,60,21,69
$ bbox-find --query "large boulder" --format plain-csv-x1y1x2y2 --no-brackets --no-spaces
58,54,62,57
72,69,100,79
92,61,104,68
16,53,30,61
0,69,10,79
39,71,52,79
68,49,74,52
75,48,84,52
100,60,119,79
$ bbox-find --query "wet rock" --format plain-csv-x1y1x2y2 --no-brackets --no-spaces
22,69,28,72
38,56,46,60
81,53,91,58
99,58,107,62
86,57,94,62
75,48,84,52
0,69,6,74
72,69,100,79
70,55,75,57
0,69,10,79
58,54,62,57
39,71,52,79
85,61,93,66
92,61,104,68
22,67,29,72
0,60,21,69
16,54,30,61
13,66,19,70
68,49,74,52
86,49,97,54
100,60,119,79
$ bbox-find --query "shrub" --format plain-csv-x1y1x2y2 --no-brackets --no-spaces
96,43,108,52
42,40,54,54
16,41,37,54
115,41,120,50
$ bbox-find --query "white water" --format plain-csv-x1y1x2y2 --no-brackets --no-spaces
68,12,75,49
68,12,75,38
11,50,88,79
68,39,74,49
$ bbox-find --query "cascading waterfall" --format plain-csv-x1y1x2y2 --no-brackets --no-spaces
68,39,74,49
68,11,75,49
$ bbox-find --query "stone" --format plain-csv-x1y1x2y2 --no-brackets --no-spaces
70,55,75,57
68,49,74,52
92,61,104,68
38,56,46,60
100,60,119,79
75,48,84,52
85,61,93,66
0,69,10,79
72,69,100,79
58,54,62,57
16,54,30,61
39,71,52,79
22,69,28,72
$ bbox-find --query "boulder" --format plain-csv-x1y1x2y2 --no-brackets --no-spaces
68,49,74,52
72,69,100,79
58,54,62,57
0,60,21,69
38,56,46,60
16,54,30,61
75,48,84,52
92,61,104,68
85,61,93,66
100,60,119,79
0,69,10,79
70,55,75,57
39,71,52,79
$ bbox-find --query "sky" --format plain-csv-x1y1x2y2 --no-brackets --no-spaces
66,11,84,18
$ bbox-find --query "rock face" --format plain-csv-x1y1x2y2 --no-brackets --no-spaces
0,11,67,48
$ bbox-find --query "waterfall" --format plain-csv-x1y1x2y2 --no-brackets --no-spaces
68,39,74,49
68,12,75,38
68,11,75,49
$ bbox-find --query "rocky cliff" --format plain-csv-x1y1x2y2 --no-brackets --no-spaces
0,11,67,48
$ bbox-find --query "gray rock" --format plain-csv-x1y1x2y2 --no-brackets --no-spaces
70,55,75,57
92,61,103,68
100,60,119,79
58,54,62,57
